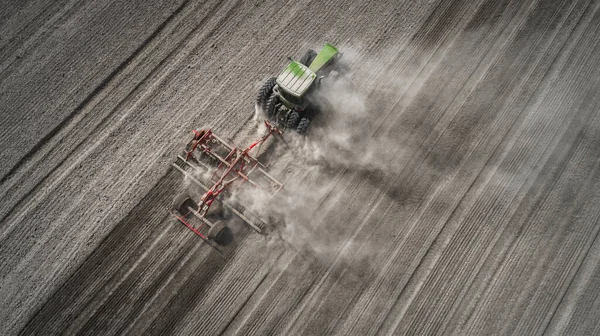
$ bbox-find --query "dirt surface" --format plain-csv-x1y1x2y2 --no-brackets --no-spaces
2,0,600,334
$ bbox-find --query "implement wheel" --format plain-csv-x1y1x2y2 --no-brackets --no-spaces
208,221,233,246
172,192,198,218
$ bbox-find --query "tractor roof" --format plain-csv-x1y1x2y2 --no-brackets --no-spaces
276,61,316,97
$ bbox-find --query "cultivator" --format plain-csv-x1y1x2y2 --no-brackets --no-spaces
170,121,284,249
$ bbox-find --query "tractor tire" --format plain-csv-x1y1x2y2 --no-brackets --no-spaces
208,221,233,246
256,77,277,112
172,192,198,217
265,92,278,119
297,117,311,134
286,111,300,129
299,49,317,67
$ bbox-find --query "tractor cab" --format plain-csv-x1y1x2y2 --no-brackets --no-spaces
275,43,339,110
256,43,341,133
276,61,316,110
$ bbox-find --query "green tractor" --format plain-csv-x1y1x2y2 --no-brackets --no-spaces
256,43,342,134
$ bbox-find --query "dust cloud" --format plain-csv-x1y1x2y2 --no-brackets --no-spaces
239,48,417,263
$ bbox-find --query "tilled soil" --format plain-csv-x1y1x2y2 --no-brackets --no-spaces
2,0,600,335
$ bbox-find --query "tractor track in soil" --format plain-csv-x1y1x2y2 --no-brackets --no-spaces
2,0,600,335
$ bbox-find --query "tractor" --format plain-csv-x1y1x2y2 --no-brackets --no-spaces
256,43,342,134
168,43,344,250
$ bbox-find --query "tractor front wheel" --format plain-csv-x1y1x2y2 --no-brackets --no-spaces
256,77,277,112
265,92,279,119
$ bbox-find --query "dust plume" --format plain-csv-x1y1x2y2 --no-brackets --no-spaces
239,47,417,263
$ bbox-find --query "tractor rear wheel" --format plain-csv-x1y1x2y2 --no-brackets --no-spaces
286,111,300,129
208,221,233,246
265,92,278,119
299,49,317,67
297,117,310,134
172,192,198,217
256,77,277,112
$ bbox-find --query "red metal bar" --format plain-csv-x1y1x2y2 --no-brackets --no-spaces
170,210,208,240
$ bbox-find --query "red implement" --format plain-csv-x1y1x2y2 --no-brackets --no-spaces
169,121,284,248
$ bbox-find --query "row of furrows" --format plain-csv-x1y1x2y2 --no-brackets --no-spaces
417,16,599,334
0,0,85,80
454,6,600,334
305,204,399,336
19,170,211,334
278,174,401,334
373,0,519,139
466,57,594,334
0,0,203,232
0,0,62,59
391,0,594,334
290,0,540,334
0,0,256,333
0,0,160,159
524,151,600,336
338,0,520,330
547,224,600,334
171,235,277,335
225,251,317,335
95,222,243,335
318,3,520,326
376,0,581,331
456,8,600,334
367,0,483,138
469,120,600,335
0,0,224,277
